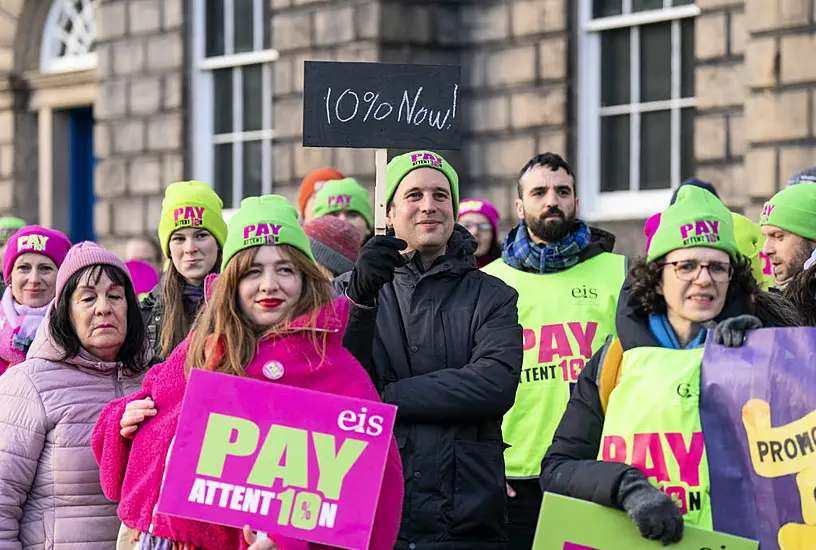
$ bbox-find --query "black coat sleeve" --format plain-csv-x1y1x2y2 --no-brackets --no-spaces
539,345,637,509
139,288,157,328
334,272,379,381
341,300,378,381
380,284,522,423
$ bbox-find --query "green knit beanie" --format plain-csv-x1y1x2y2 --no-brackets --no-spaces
221,195,314,270
311,178,373,229
0,217,25,239
759,184,816,240
731,212,773,290
386,150,460,216
158,181,228,255
647,186,738,262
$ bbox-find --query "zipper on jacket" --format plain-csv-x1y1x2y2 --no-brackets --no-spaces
113,368,124,399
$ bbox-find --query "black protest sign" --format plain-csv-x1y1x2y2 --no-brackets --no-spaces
302,61,461,150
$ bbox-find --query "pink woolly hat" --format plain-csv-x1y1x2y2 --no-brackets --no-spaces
55,242,131,305
643,212,662,254
458,198,500,237
3,225,72,284
125,259,160,299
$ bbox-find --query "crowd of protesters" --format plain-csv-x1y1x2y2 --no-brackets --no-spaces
0,149,814,550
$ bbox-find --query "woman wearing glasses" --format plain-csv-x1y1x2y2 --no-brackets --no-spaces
457,198,501,268
539,186,802,545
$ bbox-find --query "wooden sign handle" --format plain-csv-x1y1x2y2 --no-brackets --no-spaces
374,148,388,236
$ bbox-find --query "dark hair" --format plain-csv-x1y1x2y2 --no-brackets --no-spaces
629,254,804,327
517,152,576,199
669,178,720,205
783,263,816,326
49,264,149,374
160,247,222,358
629,254,757,315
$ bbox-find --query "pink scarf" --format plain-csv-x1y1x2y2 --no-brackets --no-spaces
0,287,50,366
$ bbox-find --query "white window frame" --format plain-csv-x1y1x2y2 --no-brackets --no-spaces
577,0,700,222
40,0,99,74
191,0,279,209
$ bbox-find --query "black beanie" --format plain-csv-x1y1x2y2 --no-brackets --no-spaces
669,177,720,205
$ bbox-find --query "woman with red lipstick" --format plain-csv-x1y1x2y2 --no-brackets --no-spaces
93,195,403,550
141,181,228,362
0,225,71,375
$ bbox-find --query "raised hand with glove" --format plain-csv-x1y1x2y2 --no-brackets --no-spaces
346,235,408,306
704,314,762,348
617,469,684,546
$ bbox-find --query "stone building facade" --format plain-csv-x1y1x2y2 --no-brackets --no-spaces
0,0,813,258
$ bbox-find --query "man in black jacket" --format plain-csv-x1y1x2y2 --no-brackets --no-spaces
337,150,523,550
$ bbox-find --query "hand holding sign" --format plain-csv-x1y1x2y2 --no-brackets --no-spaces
533,493,757,550
120,397,157,438
347,236,407,305
243,526,279,550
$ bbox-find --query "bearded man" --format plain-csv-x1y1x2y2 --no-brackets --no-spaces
483,153,626,549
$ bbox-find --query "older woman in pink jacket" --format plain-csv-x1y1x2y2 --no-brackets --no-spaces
0,243,150,549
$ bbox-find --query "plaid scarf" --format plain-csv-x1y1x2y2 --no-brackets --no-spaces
502,220,592,273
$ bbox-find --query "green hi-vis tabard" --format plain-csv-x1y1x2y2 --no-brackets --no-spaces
483,252,625,478
598,346,713,528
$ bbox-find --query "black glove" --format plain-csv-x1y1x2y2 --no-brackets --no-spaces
706,314,762,347
618,469,684,546
347,235,407,306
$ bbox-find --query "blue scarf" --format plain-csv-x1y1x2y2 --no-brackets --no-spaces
501,220,592,274
648,313,707,350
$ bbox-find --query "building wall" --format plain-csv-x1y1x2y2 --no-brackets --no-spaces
0,0,813,259
458,0,569,235
0,0,29,220
269,0,381,203
93,0,185,255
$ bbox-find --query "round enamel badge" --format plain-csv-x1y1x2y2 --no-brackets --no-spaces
262,360,285,380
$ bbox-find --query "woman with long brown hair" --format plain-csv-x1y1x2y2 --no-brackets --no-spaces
93,195,403,550
140,181,228,361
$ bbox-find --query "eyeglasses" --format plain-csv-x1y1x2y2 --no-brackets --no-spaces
461,222,493,232
662,260,733,282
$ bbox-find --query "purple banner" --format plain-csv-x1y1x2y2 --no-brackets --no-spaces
700,327,816,549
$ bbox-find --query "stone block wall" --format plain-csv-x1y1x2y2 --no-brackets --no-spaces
0,0,25,217
270,0,381,204
458,0,569,233
741,0,816,221
694,0,747,212
93,0,184,255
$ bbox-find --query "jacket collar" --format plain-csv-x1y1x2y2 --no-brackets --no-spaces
284,296,347,333
397,224,478,279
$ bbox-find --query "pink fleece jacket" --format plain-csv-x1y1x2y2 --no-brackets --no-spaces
92,297,403,550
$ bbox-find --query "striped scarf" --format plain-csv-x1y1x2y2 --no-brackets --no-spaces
501,220,592,274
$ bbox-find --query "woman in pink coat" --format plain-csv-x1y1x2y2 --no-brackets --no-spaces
93,195,403,550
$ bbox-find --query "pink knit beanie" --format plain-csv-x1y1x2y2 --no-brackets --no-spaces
3,225,72,284
458,198,500,238
55,242,131,305
125,259,160,300
643,212,662,254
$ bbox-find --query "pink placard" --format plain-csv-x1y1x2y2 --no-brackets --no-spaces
156,369,397,550
563,544,599,550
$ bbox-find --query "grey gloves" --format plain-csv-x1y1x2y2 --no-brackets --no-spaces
618,470,684,546
707,314,762,347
